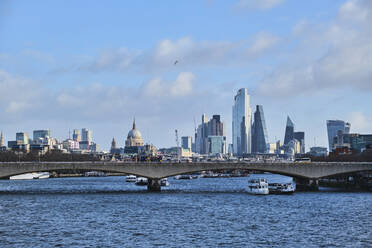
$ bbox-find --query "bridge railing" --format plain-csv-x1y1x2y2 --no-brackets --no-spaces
1,161,372,166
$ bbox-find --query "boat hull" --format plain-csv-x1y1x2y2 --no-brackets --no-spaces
247,188,269,195
135,177,148,186
10,172,50,180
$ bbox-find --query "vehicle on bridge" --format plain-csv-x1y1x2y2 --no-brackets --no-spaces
294,157,311,163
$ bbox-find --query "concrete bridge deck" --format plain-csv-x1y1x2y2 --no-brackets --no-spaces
1,161,371,180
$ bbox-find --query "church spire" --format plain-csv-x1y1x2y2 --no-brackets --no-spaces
111,137,117,150
133,117,136,130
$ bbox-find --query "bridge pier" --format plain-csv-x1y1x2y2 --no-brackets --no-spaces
294,178,319,191
147,178,161,192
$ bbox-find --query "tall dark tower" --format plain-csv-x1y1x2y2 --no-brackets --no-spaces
252,105,268,153
284,116,294,145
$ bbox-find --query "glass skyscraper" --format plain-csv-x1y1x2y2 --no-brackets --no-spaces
16,132,29,145
232,88,252,155
73,129,81,142
252,105,268,154
181,136,192,150
195,114,226,154
326,120,351,151
284,116,294,145
82,128,92,143
294,131,305,154
33,130,51,141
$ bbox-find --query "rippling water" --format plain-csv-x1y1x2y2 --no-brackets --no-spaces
0,175,371,247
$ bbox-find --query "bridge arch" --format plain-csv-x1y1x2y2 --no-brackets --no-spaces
161,167,309,180
0,162,151,179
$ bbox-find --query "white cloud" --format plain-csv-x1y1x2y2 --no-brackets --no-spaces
79,48,140,72
235,0,285,11
257,0,372,97
143,72,195,97
338,0,371,22
0,70,44,115
348,112,371,132
170,72,194,96
6,101,29,114
78,34,280,73
247,32,280,55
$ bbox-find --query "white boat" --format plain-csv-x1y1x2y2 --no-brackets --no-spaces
135,177,148,186
174,175,193,180
10,172,50,180
161,178,170,187
268,182,295,194
126,175,137,182
84,171,106,177
247,178,269,195
37,172,50,179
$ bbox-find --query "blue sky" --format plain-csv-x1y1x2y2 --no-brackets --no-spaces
0,0,371,150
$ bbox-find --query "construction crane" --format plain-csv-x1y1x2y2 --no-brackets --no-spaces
175,129,180,161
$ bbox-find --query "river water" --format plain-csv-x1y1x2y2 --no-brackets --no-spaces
0,175,371,247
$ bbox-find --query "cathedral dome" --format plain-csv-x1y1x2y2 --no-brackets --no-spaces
125,118,144,149
127,129,142,139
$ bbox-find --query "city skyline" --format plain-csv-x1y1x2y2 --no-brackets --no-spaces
1,0,371,150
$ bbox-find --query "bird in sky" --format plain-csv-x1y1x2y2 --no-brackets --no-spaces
174,60,178,65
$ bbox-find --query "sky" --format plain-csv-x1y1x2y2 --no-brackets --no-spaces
0,0,372,151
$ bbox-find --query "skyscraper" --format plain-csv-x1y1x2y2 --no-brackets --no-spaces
33,130,51,141
208,115,224,136
181,136,192,150
81,128,92,143
232,88,252,155
195,114,226,154
195,114,210,154
326,120,351,152
294,131,305,154
16,132,29,145
208,136,226,154
284,116,294,145
73,129,81,142
252,105,268,154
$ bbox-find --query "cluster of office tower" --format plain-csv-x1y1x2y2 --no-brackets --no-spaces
0,128,99,154
190,88,305,157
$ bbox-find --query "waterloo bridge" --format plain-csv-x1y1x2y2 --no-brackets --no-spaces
0,161,371,191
